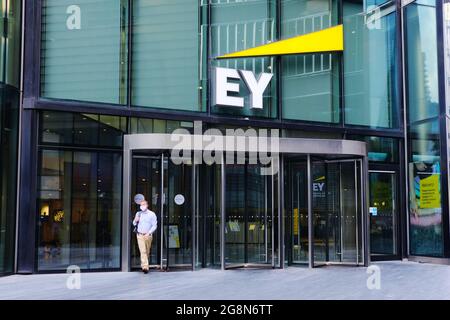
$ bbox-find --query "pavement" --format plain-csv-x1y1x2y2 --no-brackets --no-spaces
0,261,449,300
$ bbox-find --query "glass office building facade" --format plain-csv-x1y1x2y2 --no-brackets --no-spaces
1,0,450,274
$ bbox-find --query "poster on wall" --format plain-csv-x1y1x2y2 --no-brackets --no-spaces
409,162,442,228
168,225,180,249
228,221,240,232
419,174,441,209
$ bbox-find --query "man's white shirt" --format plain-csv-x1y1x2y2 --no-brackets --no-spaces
133,210,157,235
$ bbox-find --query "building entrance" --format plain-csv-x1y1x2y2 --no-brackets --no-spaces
224,163,277,268
121,134,369,271
285,157,365,267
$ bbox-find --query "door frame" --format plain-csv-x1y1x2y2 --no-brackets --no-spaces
128,152,196,271
223,162,277,270
368,166,402,261
309,158,366,267
129,153,165,270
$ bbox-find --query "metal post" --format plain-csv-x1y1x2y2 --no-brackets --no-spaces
278,154,284,269
220,156,226,270
121,148,131,272
307,155,314,268
363,157,370,267
192,163,196,271
160,154,165,270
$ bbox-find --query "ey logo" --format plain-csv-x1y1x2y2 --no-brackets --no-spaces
213,25,344,109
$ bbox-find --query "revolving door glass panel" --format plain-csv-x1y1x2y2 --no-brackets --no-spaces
224,163,275,268
312,159,364,266
130,153,194,270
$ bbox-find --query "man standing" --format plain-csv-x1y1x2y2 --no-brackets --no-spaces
133,200,157,274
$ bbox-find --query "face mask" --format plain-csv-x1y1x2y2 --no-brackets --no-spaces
140,205,148,211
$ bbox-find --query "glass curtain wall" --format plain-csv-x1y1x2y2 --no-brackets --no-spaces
404,0,443,257
281,0,340,123
37,112,125,271
0,0,21,275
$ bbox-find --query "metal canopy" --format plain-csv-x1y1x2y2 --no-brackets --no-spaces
123,134,367,156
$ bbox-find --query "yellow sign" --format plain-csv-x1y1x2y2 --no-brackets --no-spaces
168,225,180,249
293,208,299,236
218,25,344,59
419,174,441,209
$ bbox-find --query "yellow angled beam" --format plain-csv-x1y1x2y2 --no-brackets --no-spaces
217,25,344,59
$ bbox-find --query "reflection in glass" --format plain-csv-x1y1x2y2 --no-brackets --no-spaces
405,1,439,123
225,163,273,266
281,0,340,123
284,158,308,265
347,135,399,163
37,150,122,270
129,118,194,134
343,1,399,128
312,160,362,265
199,164,222,268
131,156,195,269
408,121,443,256
131,156,162,269
0,0,21,87
404,0,443,257
41,111,126,147
166,161,193,266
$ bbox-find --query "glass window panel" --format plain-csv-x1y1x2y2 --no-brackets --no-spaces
366,0,392,8
40,111,125,148
369,172,398,256
0,89,19,274
210,0,277,118
343,2,399,128
132,0,201,111
405,1,440,123
130,118,153,134
37,149,122,270
2,0,21,87
41,111,74,145
153,119,167,133
408,119,443,257
38,150,73,270
347,135,399,163
74,114,99,146
41,0,128,104
281,0,340,123
99,115,126,147
96,153,122,268
405,0,443,257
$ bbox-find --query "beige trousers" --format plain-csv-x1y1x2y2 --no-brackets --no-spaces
137,234,153,270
